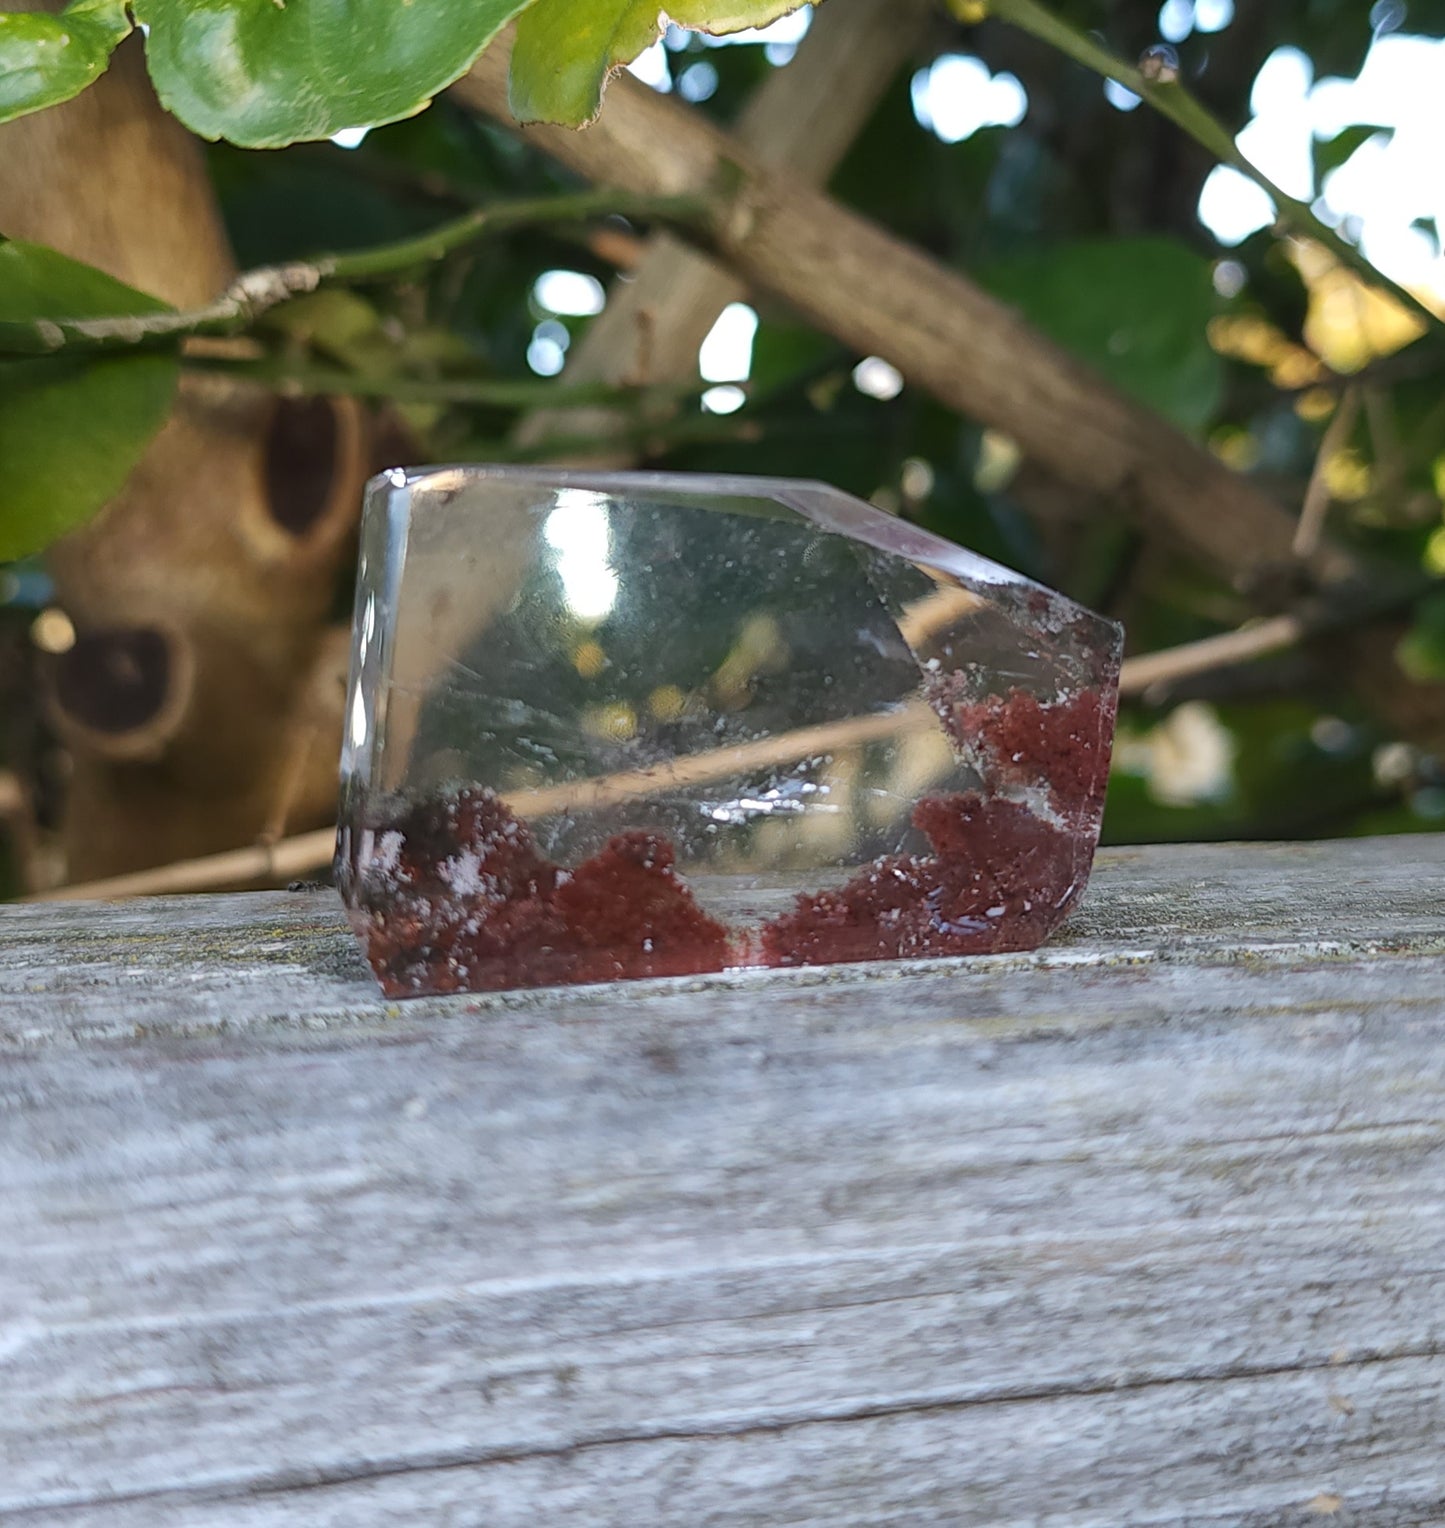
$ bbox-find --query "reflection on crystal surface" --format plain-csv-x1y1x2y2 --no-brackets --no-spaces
336,467,1123,996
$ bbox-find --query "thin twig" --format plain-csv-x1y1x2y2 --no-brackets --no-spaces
506,704,942,820
29,704,943,902
982,0,1442,333
26,828,340,903
32,613,1309,904
1116,615,1306,697
0,191,702,358
1293,386,1361,560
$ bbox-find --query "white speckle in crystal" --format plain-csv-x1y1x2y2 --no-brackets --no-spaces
375,831,404,874
440,850,486,896
985,905,1006,918
643,938,654,952
925,657,941,672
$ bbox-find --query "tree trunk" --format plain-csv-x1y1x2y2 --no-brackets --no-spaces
0,14,362,880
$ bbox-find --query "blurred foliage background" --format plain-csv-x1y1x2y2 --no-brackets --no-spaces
2,0,1445,897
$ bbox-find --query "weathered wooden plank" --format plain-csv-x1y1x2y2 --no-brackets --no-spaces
8,1360,1441,1527
2,838,1444,1523
5,835,1445,1045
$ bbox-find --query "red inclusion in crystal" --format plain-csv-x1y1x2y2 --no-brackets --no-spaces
552,830,732,977
927,680,1115,820
355,789,731,996
758,684,1110,968
355,684,1110,994
758,791,1080,967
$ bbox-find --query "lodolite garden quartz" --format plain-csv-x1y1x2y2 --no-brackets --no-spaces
336,467,1123,996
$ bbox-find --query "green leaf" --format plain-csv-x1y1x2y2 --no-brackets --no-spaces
978,237,1224,434
1312,123,1392,186
0,0,130,126
133,0,535,149
0,239,177,561
510,0,817,126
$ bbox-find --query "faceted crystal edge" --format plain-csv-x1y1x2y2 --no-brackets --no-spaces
369,464,1119,631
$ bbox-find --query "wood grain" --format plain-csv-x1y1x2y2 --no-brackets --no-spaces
3,837,1444,1523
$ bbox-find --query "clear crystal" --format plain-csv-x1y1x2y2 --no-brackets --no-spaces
336,467,1123,996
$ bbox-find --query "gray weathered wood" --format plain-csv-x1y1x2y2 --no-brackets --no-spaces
3,837,1445,1524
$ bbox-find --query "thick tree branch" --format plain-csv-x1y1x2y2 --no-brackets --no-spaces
516,0,933,458
452,41,1358,595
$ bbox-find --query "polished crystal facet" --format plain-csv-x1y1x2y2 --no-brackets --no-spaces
336,467,1123,997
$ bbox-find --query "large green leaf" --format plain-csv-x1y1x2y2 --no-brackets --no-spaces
510,0,817,126
0,0,130,126
133,0,535,149
979,238,1224,434
0,240,177,562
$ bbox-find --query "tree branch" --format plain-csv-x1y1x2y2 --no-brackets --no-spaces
14,611,1349,903
451,40,1360,595
983,0,1442,333
1293,386,1360,561
1117,616,1305,698
514,0,934,459
0,190,702,357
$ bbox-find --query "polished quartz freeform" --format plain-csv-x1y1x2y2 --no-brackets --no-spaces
336,467,1123,997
